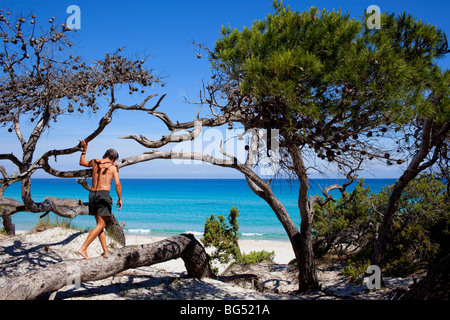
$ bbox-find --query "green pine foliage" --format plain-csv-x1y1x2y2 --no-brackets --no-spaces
202,206,241,264
209,0,449,166
202,207,275,272
211,1,446,121
238,250,275,265
312,179,377,259
374,175,449,276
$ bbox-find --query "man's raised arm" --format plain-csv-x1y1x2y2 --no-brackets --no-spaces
79,139,92,167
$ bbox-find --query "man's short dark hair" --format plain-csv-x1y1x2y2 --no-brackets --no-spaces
103,148,119,161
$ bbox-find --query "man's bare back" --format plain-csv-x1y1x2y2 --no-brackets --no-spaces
91,159,118,192
79,140,123,210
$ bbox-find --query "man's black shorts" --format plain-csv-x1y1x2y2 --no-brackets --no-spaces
89,190,112,216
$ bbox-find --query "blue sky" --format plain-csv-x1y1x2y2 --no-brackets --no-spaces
1,0,449,179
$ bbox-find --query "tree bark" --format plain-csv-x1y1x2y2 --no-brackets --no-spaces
1,216,15,236
0,233,213,300
105,213,126,246
296,175,320,292
288,142,320,292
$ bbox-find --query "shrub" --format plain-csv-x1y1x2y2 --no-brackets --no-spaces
313,174,449,279
202,207,276,272
374,175,449,276
341,259,370,285
202,206,241,264
312,179,376,258
238,250,275,264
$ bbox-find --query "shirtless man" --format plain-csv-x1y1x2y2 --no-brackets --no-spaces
77,139,122,259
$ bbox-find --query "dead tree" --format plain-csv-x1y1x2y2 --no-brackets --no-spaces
0,12,162,243
0,233,214,300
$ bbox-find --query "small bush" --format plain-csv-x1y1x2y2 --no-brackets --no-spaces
341,260,370,284
238,250,275,264
202,207,276,273
202,206,241,264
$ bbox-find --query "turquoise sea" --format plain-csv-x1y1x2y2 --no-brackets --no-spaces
3,178,397,241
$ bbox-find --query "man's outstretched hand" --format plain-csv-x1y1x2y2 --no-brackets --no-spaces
79,139,87,151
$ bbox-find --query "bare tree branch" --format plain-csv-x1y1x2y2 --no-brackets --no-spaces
119,119,203,148
0,153,23,168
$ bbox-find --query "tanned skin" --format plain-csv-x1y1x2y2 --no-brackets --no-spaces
77,139,122,259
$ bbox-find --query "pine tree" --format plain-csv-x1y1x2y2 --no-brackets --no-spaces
202,0,449,291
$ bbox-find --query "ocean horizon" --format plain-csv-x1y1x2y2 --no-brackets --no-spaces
3,178,397,241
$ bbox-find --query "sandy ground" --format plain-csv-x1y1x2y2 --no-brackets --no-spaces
0,227,417,300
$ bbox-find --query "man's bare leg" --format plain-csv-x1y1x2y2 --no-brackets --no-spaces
77,215,107,259
98,218,109,258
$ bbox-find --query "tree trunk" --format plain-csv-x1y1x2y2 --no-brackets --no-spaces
371,177,408,267
0,233,213,300
263,193,305,288
243,175,311,293
287,141,320,292
105,213,126,246
241,135,314,293
371,119,434,268
2,216,15,236
297,175,320,292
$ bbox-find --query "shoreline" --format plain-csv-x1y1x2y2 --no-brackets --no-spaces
124,230,291,240
14,225,292,243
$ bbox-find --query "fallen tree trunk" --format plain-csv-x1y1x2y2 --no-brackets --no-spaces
0,233,213,300
105,213,126,246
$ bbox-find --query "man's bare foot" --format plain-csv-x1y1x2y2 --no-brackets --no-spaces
77,248,90,259
101,252,108,258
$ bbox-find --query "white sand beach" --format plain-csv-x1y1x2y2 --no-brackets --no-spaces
0,227,417,300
